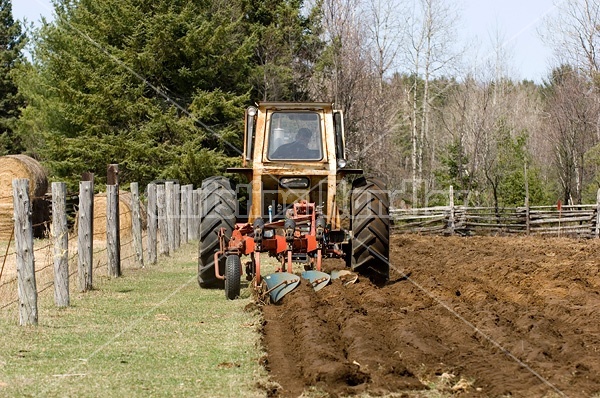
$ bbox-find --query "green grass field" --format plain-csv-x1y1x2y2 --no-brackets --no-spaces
0,243,268,397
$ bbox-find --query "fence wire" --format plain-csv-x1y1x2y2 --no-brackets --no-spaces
1,181,188,315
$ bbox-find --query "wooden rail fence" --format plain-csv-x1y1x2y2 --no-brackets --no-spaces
392,186,600,237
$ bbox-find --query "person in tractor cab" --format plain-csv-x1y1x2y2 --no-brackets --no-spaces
271,127,320,160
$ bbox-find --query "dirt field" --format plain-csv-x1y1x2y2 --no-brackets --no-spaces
260,234,600,397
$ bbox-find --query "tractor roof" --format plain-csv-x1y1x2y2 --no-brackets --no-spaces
257,102,334,111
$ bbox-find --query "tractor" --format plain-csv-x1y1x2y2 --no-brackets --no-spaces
197,102,390,301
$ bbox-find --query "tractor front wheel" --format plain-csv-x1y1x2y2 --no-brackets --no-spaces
350,177,390,285
225,255,242,300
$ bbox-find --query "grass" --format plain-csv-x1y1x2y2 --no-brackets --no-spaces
0,242,268,397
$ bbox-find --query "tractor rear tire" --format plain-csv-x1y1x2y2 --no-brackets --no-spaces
350,177,390,285
225,255,241,300
198,177,236,289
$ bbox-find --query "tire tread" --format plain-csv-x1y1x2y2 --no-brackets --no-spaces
198,177,236,288
350,177,390,284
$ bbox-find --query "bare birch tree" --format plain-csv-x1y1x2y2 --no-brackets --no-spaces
365,0,406,88
403,0,461,206
542,66,600,204
541,0,600,79
313,0,406,182
541,0,600,202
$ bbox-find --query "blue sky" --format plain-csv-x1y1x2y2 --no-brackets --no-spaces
13,0,53,25
461,0,557,82
14,0,557,83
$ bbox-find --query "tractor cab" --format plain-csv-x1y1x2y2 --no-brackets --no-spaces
232,102,352,227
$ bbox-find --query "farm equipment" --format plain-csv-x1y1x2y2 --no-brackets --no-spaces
197,102,390,301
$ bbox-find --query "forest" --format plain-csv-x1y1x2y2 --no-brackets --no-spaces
2,0,600,209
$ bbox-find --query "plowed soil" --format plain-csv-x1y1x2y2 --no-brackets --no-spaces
260,234,600,397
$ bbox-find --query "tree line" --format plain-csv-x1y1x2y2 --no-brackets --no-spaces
2,0,600,210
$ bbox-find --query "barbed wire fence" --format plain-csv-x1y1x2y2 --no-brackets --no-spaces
0,177,200,325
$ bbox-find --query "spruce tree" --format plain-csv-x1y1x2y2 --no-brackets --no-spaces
0,0,25,155
246,0,324,101
16,0,253,189
15,0,323,189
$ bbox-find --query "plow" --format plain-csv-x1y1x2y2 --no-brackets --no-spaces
198,102,390,302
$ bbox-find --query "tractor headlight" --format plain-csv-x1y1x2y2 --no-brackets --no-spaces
337,158,347,169
247,106,257,117
279,177,310,189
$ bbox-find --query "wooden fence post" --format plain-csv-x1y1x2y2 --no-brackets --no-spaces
52,182,69,307
147,183,157,264
106,184,121,277
525,198,531,236
106,165,120,277
165,182,175,253
595,188,600,238
157,184,169,256
107,164,119,185
13,179,38,326
448,185,455,235
186,185,195,241
525,162,531,235
130,182,144,267
180,185,189,245
194,188,201,241
78,180,94,291
174,183,181,249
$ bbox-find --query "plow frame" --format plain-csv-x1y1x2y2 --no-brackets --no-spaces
213,200,346,289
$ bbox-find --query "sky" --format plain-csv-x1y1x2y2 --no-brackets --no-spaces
13,0,53,26
14,0,558,83
461,0,558,83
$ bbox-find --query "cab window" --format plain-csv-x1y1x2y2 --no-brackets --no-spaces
267,112,323,161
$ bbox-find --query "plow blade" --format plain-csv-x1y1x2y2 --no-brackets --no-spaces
301,270,331,291
264,272,300,303
331,270,358,285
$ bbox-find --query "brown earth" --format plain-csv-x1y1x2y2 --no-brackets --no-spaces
260,234,600,397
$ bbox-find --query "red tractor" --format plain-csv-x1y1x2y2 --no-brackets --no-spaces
198,102,389,301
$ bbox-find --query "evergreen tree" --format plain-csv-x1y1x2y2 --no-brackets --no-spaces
0,0,25,155
15,0,323,189
495,132,548,207
245,0,323,101
15,0,252,190
436,138,476,205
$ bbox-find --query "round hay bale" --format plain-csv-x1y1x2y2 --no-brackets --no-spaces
79,191,133,241
0,155,48,200
0,155,49,240
0,202,13,240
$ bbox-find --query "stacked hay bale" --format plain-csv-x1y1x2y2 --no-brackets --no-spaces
90,191,133,241
0,155,49,240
